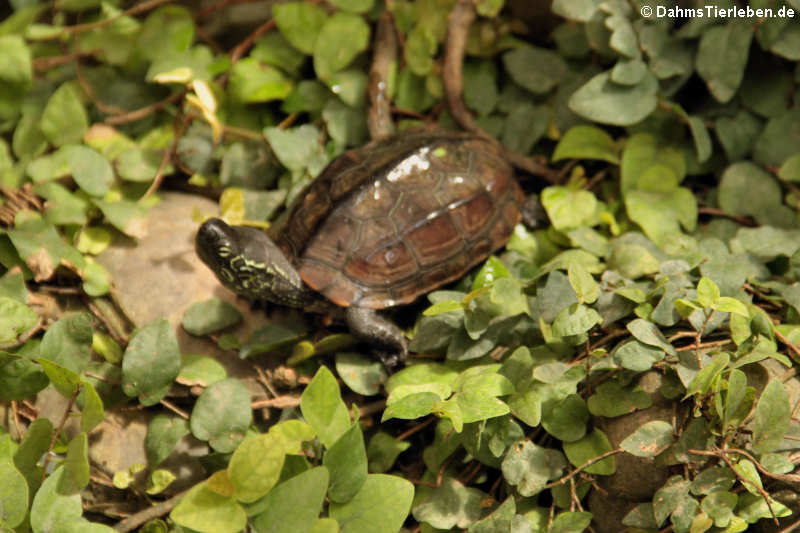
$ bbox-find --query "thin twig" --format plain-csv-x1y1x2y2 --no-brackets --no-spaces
104,90,185,126
697,207,756,226
33,49,102,70
113,490,188,533
396,416,436,441
49,0,175,39
0,318,44,351
159,399,190,420
42,388,80,482
251,395,301,409
541,448,624,490
141,114,189,200
775,328,800,362
689,448,800,484
230,20,276,63
690,448,779,524
367,10,397,140
443,0,557,184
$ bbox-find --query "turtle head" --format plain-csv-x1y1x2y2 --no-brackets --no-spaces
196,218,313,308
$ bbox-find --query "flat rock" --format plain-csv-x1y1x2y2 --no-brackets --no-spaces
96,192,268,382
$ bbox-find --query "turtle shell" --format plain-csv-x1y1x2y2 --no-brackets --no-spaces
277,130,523,309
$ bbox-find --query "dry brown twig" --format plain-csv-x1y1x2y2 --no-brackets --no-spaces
443,0,559,184
367,10,398,139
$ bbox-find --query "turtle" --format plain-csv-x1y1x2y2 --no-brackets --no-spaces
196,129,526,366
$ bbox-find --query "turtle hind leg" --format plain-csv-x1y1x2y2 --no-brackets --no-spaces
345,307,408,369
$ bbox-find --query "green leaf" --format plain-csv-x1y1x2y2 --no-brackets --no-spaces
251,32,306,76
468,497,516,533
695,20,753,103
552,125,619,164
404,25,436,76
626,319,676,356
567,262,599,304
39,313,93,375
625,188,697,245
542,393,588,442
251,467,330,533
313,13,370,80
122,319,181,406
552,303,601,337
691,467,735,496
329,0,374,13
0,351,48,402
718,162,791,227
562,428,615,475
463,60,498,117
13,417,52,493
587,380,652,417
653,476,690,526
335,351,386,396
300,366,351,447
30,467,82,533
382,392,439,422
330,474,413,533
0,460,27,528
264,124,325,173
0,296,37,344
60,145,113,197
137,5,194,61
701,490,737,528
190,378,251,453
177,354,227,387
551,511,593,533
540,186,597,231
711,297,749,317
228,432,286,503
753,109,800,168
454,391,510,423
39,83,89,147
412,476,485,529
323,423,367,503
613,339,665,372
182,298,242,336
58,433,89,494
620,421,674,457
229,58,294,103
552,0,600,21
752,379,791,454
366,432,410,473
500,441,567,498
145,415,190,467
93,199,148,239
170,481,247,533
778,152,800,182
273,2,327,55
686,352,730,398
696,277,720,308
715,110,762,161
620,133,685,193
37,359,80,397
115,147,161,183
80,381,104,433
568,70,658,126
0,35,32,85
502,45,568,94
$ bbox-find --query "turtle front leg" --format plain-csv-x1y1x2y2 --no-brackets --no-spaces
345,307,408,368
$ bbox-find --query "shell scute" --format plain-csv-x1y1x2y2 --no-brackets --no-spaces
286,130,521,309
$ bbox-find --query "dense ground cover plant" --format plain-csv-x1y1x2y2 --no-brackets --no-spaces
2,0,800,531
